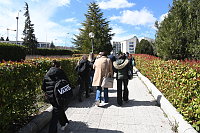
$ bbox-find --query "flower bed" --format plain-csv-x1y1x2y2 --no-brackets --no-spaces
134,54,200,131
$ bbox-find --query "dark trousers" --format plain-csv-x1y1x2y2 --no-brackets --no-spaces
49,99,69,133
79,75,89,98
117,79,129,105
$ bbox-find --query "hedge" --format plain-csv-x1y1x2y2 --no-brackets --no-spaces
0,57,79,133
134,54,200,131
0,43,26,62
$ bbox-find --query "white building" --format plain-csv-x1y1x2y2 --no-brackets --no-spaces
112,41,121,55
112,36,139,54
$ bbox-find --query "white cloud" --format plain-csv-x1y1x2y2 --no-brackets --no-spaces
111,24,126,35
0,0,12,5
64,18,77,23
56,0,71,6
98,0,135,9
112,34,136,42
159,12,168,22
110,8,156,26
0,0,77,46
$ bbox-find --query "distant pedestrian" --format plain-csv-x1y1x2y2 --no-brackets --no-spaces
75,55,91,102
92,51,113,106
42,60,70,133
108,52,116,74
113,54,132,106
88,53,95,92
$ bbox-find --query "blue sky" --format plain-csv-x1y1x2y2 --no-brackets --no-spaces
0,0,172,47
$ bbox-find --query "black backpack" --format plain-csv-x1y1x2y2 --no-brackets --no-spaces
54,79,73,107
77,61,89,75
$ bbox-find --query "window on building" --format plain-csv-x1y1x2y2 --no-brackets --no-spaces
129,42,134,44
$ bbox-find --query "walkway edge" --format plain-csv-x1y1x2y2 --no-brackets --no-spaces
17,85,79,133
17,106,53,133
133,67,197,133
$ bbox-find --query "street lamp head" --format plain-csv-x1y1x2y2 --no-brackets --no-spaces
89,32,95,38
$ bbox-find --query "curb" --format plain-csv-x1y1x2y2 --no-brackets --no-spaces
17,106,53,133
18,85,79,133
133,67,197,133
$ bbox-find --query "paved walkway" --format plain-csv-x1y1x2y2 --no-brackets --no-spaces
40,74,174,133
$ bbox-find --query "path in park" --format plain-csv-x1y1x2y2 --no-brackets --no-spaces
40,74,174,133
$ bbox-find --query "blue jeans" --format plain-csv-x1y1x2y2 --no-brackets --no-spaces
95,86,108,103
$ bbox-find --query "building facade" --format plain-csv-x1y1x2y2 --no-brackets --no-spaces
112,36,139,55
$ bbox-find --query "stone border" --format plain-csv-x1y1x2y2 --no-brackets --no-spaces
133,67,197,133
17,106,53,133
17,85,79,133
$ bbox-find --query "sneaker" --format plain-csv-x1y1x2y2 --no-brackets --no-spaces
95,100,100,107
60,123,68,131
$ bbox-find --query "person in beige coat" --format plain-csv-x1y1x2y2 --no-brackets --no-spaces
92,51,113,106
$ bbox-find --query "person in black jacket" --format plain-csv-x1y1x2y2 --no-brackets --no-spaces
42,60,69,133
75,55,91,102
113,54,132,106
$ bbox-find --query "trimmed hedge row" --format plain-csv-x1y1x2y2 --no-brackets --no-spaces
31,48,74,56
0,43,26,62
134,54,200,131
0,57,79,133
0,43,75,62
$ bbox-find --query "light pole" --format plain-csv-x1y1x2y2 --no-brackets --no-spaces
89,32,94,53
7,28,16,41
16,10,21,44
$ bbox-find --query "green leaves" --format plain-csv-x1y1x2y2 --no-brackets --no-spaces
73,2,114,54
155,0,200,60
135,54,200,131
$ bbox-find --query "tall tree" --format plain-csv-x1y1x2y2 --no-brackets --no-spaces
155,0,200,60
22,2,38,54
50,41,55,48
135,39,154,55
73,2,114,54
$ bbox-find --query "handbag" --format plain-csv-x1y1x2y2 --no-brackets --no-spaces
101,72,114,88
128,69,133,80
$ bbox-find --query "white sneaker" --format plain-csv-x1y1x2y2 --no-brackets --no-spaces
95,100,100,107
61,123,68,130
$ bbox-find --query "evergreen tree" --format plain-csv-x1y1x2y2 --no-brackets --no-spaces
1,37,5,41
73,2,114,54
135,39,154,55
6,37,9,41
50,41,55,48
155,0,200,60
22,2,38,55
186,0,200,60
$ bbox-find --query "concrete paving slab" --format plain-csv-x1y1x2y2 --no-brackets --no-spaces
39,74,174,133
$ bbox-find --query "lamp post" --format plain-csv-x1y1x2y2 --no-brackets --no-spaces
89,32,94,53
16,10,21,44
7,28,16,41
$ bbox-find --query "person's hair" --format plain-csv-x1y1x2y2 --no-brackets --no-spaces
82,55,88,60
118,53,126,59
52,60,60,68
101,51,108,56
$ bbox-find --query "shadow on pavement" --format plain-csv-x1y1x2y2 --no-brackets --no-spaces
41,121,124,133
63,121,123,133
99,97,158,108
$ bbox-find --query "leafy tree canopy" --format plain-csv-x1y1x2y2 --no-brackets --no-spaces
73,2,114,54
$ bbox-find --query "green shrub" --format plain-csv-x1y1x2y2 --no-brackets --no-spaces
0,57,79,132
134,54,200,131
0,43,26,62
26,48,74,56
